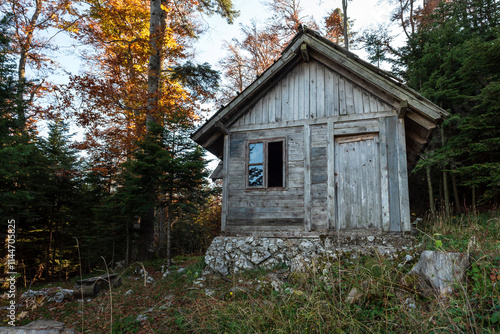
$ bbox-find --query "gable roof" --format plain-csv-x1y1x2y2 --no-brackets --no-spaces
192,26,448,167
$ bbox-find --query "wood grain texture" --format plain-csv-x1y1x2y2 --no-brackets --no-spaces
304,124,312,231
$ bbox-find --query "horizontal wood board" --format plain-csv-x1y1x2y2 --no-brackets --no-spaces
226,127,305,229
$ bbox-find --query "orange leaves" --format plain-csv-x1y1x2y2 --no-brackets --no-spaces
324,8,344,44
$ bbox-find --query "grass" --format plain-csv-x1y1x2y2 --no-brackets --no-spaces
1,211,499,333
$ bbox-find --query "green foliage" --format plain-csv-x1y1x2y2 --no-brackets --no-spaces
405,0,500,202
112,315,140,333
116,122,212,260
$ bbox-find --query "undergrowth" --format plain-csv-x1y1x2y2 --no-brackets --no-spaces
2,211,499,333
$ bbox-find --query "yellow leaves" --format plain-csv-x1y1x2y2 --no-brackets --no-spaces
160,3,171,13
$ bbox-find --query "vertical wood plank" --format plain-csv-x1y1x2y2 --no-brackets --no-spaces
327,119,335,230
369,94,378,113
250,104,256,125
397,118,411,232
387,116,401,231
325,68,334,117
378,117,391,232
221,134,230,232
304,124,312,232
304,62,310,119
291,68,297,120
256,99,263,124
297,63,306,119
310,62,317,119
275,81,282,122
317,64,325,118
339,77,346,115
262,94,269,124
346,81,355,115
362,92,370,114
282,75,289,121
295,65,301,120
335,140,345,229
332,72,339,116
269,88,276,123
353,86,364,114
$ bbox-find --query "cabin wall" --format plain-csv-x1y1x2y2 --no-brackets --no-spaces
222,58,411,236
224,127,306,234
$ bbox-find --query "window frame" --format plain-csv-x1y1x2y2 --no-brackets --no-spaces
245,137,287,190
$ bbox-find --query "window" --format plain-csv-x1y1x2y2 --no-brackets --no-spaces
247,139,285,188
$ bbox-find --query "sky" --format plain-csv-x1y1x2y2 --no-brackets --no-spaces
37,0,406,158
50,0,399,80
193,0,397,69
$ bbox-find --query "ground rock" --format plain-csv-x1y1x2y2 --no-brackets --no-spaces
408,250,469,295
0,320,74,333
346,288,363,304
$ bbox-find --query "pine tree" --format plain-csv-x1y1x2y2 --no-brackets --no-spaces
405,0,500,206
118,122,210,263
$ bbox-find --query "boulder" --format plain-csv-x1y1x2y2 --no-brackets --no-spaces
407,250,469,295
0,320,74,334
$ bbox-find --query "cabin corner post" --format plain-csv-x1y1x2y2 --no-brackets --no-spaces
378,117,391,232
327,119,336,230
304,124,312,232
221,133,230,232
397,118,411,232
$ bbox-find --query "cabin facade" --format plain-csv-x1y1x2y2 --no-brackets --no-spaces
192,27,447,238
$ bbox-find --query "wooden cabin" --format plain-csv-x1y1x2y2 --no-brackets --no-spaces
192,26,447,237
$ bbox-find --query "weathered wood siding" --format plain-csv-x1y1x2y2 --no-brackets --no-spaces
310,124,328,230
335,135,382,230
233,60,393,129
223,58,411,235
225,127,305,233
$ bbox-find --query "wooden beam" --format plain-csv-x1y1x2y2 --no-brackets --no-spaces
398,100,408,118
201,131,222,149
221,134,230,232
397,118,411,232
327,119,336,231
301,43,310,62
378,117,391,232
406,110,436,131
215,120,229,135
304,124,312,232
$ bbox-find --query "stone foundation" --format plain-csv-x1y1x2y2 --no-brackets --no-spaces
205,233,417,276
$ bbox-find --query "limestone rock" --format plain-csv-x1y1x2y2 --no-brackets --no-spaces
0,320,74,333
408,250,469,295
250,249,272,265
204,235,417,276
346,288,362,304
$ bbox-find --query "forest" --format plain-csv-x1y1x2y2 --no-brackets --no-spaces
0,0,499,286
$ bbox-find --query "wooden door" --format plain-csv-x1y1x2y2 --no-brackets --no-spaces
335,134,382,230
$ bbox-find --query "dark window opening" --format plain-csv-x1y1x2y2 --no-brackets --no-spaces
247,140,285,188
268,141,283,187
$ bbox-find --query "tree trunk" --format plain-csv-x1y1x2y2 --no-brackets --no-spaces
125,221,130,265
426,165,436,217
16,0,43,129
139,209,156,260
451,172,461,213
146,0,166,130
443,170,450,217
441,128,450,217
342,0,349,50
166,191,173,268
139,0,167,260
472,186,476,213
45,220,53,280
